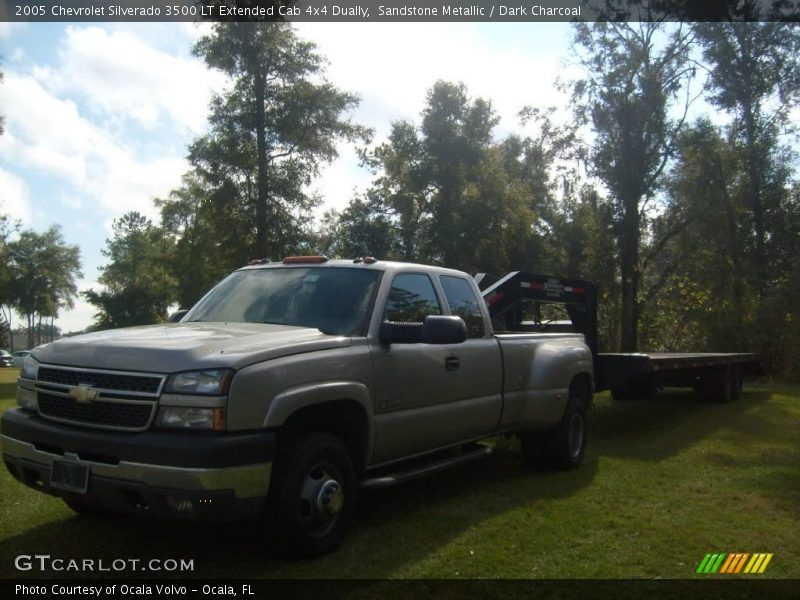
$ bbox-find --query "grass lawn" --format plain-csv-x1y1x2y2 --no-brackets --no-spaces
0,366,797,579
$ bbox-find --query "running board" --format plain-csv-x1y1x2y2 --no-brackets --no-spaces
360,445,492,490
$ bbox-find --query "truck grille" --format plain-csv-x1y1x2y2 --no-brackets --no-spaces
38,394,153,429
38,367,161,394
34,365,165,431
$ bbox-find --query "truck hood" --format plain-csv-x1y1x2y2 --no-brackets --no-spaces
31,322,350,373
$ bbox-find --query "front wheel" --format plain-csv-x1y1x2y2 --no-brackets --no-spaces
267,433,356,557
521,382,589,470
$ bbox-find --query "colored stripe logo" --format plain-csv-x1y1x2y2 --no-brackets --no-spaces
696,553,773,574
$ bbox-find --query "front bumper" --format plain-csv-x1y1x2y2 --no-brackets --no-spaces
1,409,275,521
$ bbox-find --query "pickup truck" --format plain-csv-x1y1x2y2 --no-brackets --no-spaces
1,257,594,556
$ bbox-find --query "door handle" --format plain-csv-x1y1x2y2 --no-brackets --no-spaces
445,356,460,371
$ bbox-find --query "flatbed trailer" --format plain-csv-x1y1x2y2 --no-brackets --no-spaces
476,271,761,402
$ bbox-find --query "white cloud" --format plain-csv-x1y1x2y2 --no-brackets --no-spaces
0,73,92,184
312,144,373,213
296,23,570,138
0,22,27,40
57,291,98,334
0,71,189,222
0,168,32,224
42,26,223,131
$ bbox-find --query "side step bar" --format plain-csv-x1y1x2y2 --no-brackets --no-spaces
360,444,492,490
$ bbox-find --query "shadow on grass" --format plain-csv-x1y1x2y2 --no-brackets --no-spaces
0,386,782,578
0,444,599,579
589,389,773,462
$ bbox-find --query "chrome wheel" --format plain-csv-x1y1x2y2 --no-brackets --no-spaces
299,463,345,536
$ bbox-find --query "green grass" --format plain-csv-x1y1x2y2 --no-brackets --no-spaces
0,366,797,579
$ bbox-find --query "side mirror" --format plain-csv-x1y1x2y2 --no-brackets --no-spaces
379,315,467,345
167,309,189,323
420,315,467,344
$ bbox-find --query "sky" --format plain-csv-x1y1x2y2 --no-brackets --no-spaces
0,21,577,335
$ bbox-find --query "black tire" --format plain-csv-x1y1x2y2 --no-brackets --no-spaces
702,366,734,403
731,366,743,402
267,433,356,557
521,382,589,470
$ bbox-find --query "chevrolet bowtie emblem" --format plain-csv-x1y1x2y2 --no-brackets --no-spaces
69,384,99,404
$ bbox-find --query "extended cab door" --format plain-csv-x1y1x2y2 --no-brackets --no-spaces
369,271,502,465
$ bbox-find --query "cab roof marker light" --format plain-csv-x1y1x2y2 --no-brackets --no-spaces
282,256,330,264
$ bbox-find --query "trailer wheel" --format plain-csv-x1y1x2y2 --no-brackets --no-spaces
701,366,735,403
731,366,743,401
266,433,356,557
521,381,589,470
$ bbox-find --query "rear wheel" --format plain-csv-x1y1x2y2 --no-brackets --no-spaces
267,433,356,557
521,381,589,470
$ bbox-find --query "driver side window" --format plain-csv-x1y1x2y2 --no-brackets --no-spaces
384,273,442,323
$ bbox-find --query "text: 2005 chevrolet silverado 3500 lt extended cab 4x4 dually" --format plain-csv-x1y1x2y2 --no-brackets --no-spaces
1,257,593,556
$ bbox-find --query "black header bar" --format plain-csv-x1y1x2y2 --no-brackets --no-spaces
2,0,799,22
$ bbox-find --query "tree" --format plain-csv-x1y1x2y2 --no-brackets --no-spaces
0,213,17,348
358,80,556,276
570,21,696,351
7,226,82,347
420,81,498,267
315,193,399,260
191,22,369,259
84,212,175,329
156,173,247,309
694,21,800,290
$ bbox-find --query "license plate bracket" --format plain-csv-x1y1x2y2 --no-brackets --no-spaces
50,460,89,494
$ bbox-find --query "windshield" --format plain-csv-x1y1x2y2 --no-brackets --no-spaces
183,267,381,336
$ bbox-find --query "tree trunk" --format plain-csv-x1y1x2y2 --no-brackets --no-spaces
716,153,746,349
27,314,34,349
743,107,766,289
736,29,767,291
254,61,269,259
620,195,640,352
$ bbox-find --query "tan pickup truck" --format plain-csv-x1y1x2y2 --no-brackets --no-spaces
1,257,593,556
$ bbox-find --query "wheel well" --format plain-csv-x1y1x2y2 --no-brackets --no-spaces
570,372,594,404
278,400,369,472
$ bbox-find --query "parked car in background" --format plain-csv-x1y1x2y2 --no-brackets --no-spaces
11,351,31,368
0,350,13,368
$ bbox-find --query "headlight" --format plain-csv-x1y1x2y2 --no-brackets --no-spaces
156,407,226,430
164,369,232,395
20,356,39,380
